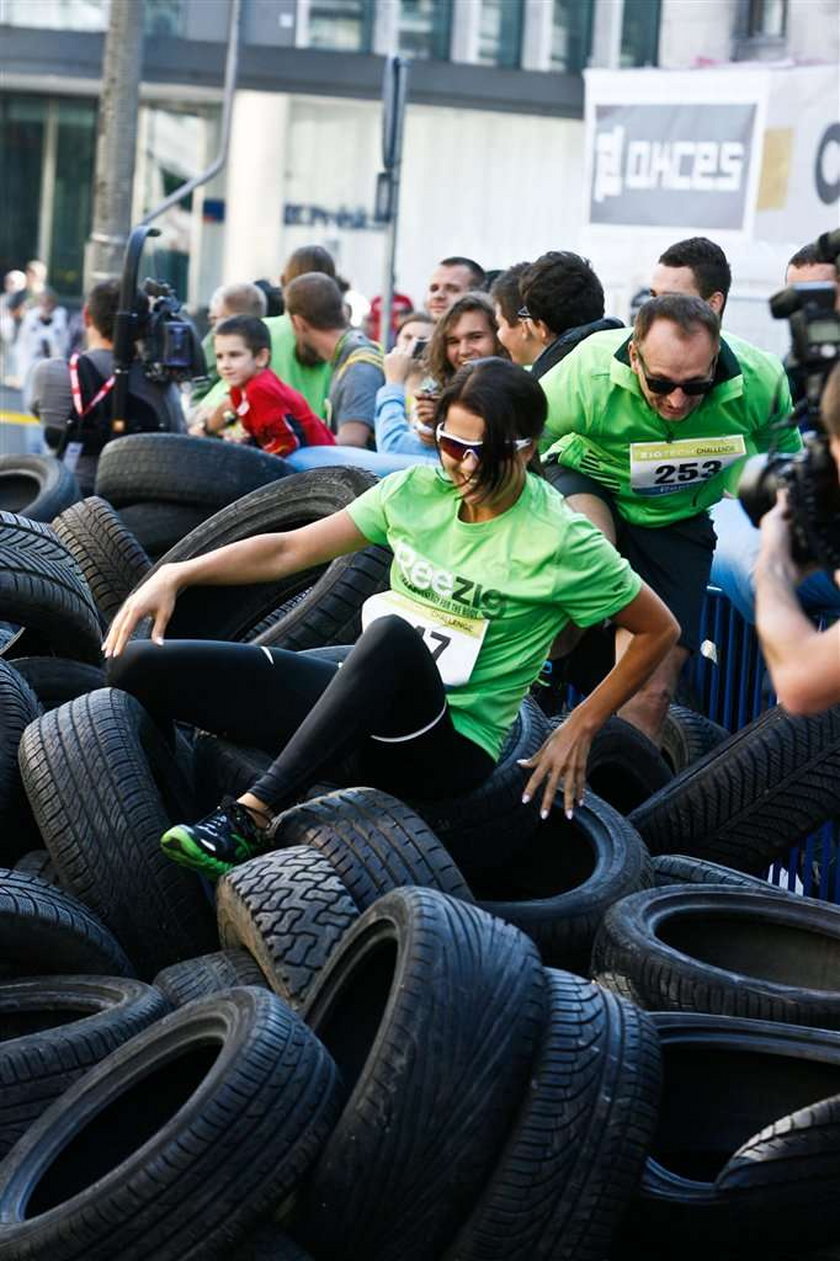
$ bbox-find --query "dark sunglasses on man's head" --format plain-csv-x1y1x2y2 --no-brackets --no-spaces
517,305,531,321
636,349,718,396
435,423,530,463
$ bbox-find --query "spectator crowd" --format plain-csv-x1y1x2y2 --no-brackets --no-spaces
7,231,840,754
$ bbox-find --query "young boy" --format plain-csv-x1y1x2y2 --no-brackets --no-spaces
194,314,335,456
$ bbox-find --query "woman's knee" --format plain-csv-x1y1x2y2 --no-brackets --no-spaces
105,641,158,694
357,614,423,656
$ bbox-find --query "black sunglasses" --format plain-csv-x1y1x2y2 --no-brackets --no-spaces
636,349,718,396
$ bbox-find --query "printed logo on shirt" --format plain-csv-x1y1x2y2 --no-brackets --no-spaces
394,541,507,617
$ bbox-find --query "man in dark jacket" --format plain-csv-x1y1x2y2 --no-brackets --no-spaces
520,251,623,380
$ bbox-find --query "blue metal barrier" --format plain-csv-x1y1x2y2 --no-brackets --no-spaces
686,586,839,901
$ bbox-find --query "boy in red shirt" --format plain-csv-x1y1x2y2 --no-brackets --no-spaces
194,314,335,456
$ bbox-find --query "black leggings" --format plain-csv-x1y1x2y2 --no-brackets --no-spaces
107,615,495,814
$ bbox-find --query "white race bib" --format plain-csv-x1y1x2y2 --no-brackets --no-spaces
361,589,488,687
629,435,746,496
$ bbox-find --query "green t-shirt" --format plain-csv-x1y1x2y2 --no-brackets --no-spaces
346,465,641,759
539,328,799,527
195,314,333,418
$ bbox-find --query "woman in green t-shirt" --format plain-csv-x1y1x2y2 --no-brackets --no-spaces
104,358,678,880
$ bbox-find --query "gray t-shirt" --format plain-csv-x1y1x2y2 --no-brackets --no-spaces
327,330,384,436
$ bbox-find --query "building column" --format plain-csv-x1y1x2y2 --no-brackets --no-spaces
589,0,624,67
521,0,553,71
450,0,482,63
222,90,290,284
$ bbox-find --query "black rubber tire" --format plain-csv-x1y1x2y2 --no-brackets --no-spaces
253,545,392,652
0,659,43,864
231,1225,314,1260
0,546,102,664
274,787,474,910
0,974,169,1158
0,868,134,979
628,704,840,873
153,950,268,1007
0,987,341,1261
660,704,730,774
582,714,673,814
474,791,652,973
133,467,377,643
617,1011,840,1259
445,968,662,1261
0,512,81,567
407,697,550,879
294,887,547,1261
651,853,780,891
0,455,80,521
18,688,216,979
52,496,151,627
217,847,359,1009
94,432,292,509
10,657,106,711
12,850,57,884
116,501,214,558
592,885,840,1028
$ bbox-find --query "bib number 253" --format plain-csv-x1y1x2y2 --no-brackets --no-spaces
654,458,723,486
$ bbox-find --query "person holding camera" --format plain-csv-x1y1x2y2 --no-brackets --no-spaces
539,293,798,745
103,357,678,880
755,361,840,714
31,279,185,495
375,293,506,460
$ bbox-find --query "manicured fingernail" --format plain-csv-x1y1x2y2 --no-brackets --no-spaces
521,793,531,805
153,637,164,645
516,758,529,766
565,808,574,820
540,808,549,820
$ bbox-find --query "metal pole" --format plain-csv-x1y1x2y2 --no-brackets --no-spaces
379,56,409,350
141,0,243,224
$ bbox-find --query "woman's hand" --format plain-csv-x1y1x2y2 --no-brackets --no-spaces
518,707,598,821
413,393,439,436
102,564,182,659
384,346,413,386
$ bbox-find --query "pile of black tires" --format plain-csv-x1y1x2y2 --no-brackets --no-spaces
1,448,840,1259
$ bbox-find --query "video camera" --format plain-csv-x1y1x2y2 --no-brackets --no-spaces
738,228,840,570
133,277,206,385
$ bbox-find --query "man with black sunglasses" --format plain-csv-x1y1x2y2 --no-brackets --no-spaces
539,293,798,745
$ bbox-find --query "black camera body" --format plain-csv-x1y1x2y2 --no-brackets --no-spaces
737,231,840,571
134,278,207,385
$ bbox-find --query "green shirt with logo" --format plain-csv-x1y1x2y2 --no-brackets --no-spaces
347,465,641,759
539,328,798,527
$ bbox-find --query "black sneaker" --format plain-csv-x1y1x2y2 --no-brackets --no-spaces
161,799,270,878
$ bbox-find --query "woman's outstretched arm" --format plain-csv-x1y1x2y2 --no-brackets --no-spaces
103,508,369,658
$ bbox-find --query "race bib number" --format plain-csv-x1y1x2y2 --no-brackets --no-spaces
62,442,84,475
361,589,488,687
629,435,746,496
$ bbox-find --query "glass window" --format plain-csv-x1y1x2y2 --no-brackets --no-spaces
620,0,660,67
550,0,594,72
398,0,452,61
0,0,109,31
478,0,523,69
49,100,97,296
308,0,374,51
747,0,787,37
0,97,47,281
144,0,185,38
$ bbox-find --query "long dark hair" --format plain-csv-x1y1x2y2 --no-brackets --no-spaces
435,357,546,502
425,292,507,389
